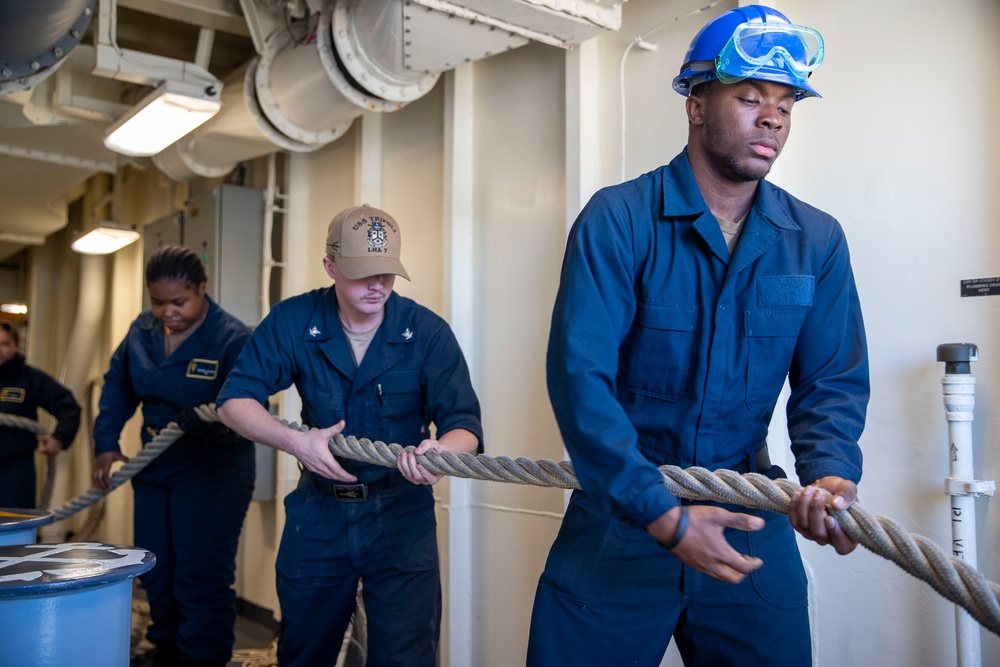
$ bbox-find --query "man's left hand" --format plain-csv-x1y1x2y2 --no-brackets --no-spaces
788,476,857,555
397,440,443,485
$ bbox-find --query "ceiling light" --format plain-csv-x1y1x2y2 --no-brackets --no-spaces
103,79,222,157
0,303,27,315
71,222,140,255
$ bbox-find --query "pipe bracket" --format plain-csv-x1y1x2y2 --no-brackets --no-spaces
945,477,996,498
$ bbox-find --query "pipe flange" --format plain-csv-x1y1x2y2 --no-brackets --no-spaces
332,0,439,104
0,0,94,94
0,66,63,97
317,5,405,113
243,57,330,154
255,33,353,147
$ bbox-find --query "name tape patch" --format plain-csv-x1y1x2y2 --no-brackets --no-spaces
0,387,25,403
186,359,219,380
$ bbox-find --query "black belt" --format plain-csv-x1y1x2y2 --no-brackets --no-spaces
303,469,402,502
731,446,772,474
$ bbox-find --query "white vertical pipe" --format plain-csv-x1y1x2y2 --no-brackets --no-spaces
443,63,476,667
357,113,383,206
564,35,600,514
276,154,312,507
941,372,981,667
565,38,600,231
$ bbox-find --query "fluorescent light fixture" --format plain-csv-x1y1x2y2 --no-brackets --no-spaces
103,79,222,157
71,222,140,255
0,303,27,315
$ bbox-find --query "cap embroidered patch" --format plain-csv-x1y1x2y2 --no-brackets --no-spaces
325,205,410,281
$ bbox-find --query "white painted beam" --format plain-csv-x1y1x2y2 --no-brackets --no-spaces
442,63,476,667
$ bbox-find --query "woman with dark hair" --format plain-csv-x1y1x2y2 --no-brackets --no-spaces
0,321,81,508
92,245,255,667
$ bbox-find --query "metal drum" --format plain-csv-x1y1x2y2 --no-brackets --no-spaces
0,542,155,667
0,508,54,545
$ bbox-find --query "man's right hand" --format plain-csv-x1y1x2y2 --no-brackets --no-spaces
218,399,356,483
288,420,357,482
647,505,765,584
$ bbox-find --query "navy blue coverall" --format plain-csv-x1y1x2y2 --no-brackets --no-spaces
527,151,869,666
94,297,254,666
0,353,81,508
217,287,483,667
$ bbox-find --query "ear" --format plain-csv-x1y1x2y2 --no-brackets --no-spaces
196,281,207,298
686,94,706,126
322,255,337,280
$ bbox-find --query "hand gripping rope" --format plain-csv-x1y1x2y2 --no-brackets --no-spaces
6,406,1000,636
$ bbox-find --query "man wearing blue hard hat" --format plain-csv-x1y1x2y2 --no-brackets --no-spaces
529,5,868,665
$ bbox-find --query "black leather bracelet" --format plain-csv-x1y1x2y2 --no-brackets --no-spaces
660,506,689,551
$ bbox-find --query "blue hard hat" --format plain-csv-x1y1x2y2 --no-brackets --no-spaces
672,5,824,101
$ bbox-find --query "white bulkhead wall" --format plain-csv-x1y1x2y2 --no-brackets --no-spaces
63,0,1000,665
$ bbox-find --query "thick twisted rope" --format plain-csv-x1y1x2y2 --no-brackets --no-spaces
327,432,1000,637
0,412,48,435
11,406,1000,635
49,423,186,521
49,403,222,521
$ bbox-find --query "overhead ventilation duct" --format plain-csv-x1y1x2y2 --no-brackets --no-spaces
0,0,95,96
153,0,621,182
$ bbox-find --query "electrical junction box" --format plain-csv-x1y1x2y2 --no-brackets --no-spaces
184,183,266,328
142,210,182,257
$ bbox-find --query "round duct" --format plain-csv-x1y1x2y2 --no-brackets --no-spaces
316,4,406,114
331,0,439,104
0,0,95,96
254,27,358,147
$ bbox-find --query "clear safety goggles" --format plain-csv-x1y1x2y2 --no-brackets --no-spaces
716,21,824,84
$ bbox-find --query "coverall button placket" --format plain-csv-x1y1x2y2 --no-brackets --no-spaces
693,254,734,460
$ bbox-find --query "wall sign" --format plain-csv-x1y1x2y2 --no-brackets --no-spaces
960,277,1000,297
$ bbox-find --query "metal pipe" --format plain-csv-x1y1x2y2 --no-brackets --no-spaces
937,343,995,667
0,0,94,95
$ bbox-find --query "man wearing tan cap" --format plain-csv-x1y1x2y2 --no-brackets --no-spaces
217,204,483,666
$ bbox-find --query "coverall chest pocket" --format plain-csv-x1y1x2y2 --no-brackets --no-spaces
298,382,344,428
744,308,808,409
619,303,697,401
377,370,425,445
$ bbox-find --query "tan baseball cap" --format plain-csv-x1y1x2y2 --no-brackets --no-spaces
325,205,410,281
